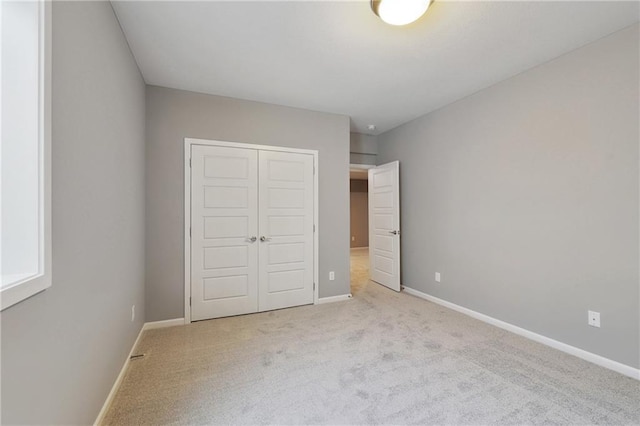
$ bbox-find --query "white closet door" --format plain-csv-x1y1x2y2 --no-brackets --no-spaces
191,145,259,320
258,150,314,311
369,161,401,291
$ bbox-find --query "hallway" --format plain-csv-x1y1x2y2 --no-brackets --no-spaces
350,247,370,295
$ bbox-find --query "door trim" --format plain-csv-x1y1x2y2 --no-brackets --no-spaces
349,163,375,170
183,138,319,324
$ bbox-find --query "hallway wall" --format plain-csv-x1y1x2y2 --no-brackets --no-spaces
350,179,368,248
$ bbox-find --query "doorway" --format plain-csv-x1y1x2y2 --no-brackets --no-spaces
350,161,402,296
349,166,371,295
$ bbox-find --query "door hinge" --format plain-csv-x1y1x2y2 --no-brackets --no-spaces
189,158,192,168
313,224,316,232
313,282,316,291
189,227,191,238
189,297,191,306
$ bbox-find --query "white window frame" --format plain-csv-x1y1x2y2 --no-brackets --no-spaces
1,0,52,311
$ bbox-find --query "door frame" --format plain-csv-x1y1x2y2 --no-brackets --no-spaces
349,163,375,170
183,138,319,324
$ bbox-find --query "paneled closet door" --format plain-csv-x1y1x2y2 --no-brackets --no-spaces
258,150,314,312
190,145,259,321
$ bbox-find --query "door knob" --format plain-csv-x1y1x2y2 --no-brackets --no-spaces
389,230,400,235
260,236,272,242
246,236,257,242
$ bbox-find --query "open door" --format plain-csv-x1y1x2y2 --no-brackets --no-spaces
368,161,401,291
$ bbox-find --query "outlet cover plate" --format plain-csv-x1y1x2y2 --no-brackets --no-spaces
588,310,600,328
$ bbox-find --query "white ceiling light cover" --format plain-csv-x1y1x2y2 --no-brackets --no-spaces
373,0,432,26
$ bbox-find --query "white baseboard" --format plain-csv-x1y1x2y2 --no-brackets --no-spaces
93,325,144,425
94,318,185,425
317,294,352,304
402,286,640,380
142,318,185,330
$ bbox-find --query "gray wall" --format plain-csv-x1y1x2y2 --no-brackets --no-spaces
350,132,377,165
146,86,350,321
0,1,146,424
378,25,639,368
350,180,369,248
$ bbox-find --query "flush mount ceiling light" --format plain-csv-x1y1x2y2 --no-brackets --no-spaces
371,0,432,26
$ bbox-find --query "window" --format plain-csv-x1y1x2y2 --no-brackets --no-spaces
1,0,51,310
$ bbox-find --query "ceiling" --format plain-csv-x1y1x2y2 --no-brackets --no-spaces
112,1,639,135
350,169,369,180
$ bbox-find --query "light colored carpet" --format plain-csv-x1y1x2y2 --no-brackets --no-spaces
103,250,639,425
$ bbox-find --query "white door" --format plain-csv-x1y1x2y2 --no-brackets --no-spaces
368,161,401,291
191,145,259,320
258,150,315,311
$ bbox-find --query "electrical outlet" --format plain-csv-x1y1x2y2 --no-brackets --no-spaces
329,271,335,281
435,272,441,283
588,310,600,328
131,305,135,322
